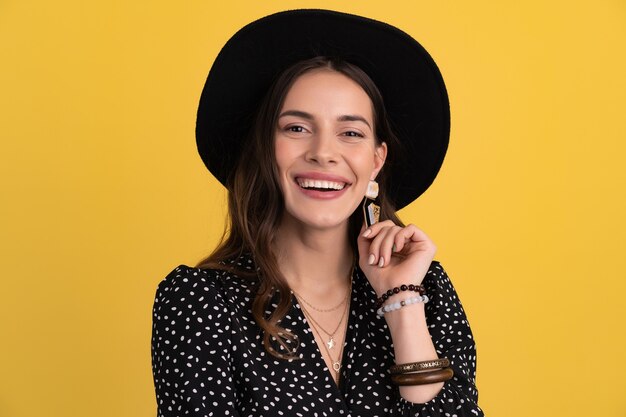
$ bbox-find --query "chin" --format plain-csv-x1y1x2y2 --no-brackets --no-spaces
285,207,353,231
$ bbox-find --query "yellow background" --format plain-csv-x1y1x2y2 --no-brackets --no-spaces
1,0,624,416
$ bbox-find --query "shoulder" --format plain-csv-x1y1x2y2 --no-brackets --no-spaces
153,262,258,315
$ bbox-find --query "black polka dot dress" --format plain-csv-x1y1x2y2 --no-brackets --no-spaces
151,256,484,416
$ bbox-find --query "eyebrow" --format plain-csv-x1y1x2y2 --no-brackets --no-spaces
338,115,371,130
278,110,372,130
278,110,314,120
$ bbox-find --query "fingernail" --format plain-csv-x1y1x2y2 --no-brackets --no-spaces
368,254,376,265
362,229,372,237
378,257,385,267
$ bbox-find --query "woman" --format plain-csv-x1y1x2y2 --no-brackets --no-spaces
151,9,483,417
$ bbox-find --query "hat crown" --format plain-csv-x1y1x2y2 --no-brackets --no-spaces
196,9,449,209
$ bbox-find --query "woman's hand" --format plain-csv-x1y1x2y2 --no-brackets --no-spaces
357,220,436,296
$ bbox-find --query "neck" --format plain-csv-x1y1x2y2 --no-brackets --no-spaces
274,217,354,295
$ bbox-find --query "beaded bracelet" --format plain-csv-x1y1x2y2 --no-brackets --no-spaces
391,367,454,386
375,284,425,309
390,358,450,375
376,294,429,316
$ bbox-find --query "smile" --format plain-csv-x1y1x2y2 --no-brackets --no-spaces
296,178,347,191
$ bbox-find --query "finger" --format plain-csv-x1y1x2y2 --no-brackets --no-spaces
378,226,404,267
392,229,409,253
359,220,393,266
361,219,396,239
394,224,422,250
367,226,397,267
399,224,437,255
357,222,373,268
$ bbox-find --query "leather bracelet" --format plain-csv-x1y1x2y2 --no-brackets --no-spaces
389,358,450,375
376,284,425,308
390,367,454,386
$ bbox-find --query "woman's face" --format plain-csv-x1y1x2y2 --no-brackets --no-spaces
275,68,387,231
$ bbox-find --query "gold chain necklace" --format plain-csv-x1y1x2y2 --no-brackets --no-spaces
292,285,350,312
296,280,351,350
300,301,349,383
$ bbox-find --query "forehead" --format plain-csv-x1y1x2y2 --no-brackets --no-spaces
280,69,374,120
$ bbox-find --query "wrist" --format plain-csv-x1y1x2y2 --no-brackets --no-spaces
383,301,427,333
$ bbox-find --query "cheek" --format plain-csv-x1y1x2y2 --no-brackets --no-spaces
274,138,300,179
351,152,378,179
274,138,289,173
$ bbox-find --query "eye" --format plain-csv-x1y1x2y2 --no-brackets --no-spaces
343,130,364,138
283,125,309,134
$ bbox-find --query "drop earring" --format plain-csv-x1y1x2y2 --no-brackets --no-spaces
362,180,380,227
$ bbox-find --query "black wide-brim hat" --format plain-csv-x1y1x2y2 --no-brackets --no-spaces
196,9,450,209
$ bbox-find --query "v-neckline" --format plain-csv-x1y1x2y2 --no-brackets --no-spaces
292,269,359,392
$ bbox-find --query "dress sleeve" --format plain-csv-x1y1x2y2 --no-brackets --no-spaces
151,265,240,417
393,262,484,417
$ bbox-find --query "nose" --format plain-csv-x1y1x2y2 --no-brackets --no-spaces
305,130,338,165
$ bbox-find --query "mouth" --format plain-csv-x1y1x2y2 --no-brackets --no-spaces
295,177,349,192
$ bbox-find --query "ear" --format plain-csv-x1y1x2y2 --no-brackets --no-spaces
371,142,388,180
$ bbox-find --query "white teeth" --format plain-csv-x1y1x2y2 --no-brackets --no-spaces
297,178,346,190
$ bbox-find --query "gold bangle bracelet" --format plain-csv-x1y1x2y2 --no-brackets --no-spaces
390,367,454,386
389,358,450,375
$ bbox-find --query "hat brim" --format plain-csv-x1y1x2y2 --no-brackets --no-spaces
196,9,450,209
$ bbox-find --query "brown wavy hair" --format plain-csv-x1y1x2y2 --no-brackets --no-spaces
196,56,403,359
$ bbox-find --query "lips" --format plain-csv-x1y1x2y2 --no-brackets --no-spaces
293,172,352,198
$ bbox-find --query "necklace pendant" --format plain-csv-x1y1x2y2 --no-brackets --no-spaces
327,337,335,350
332,361,341,372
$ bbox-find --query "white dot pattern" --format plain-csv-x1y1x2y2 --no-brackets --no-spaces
151,256,484,416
